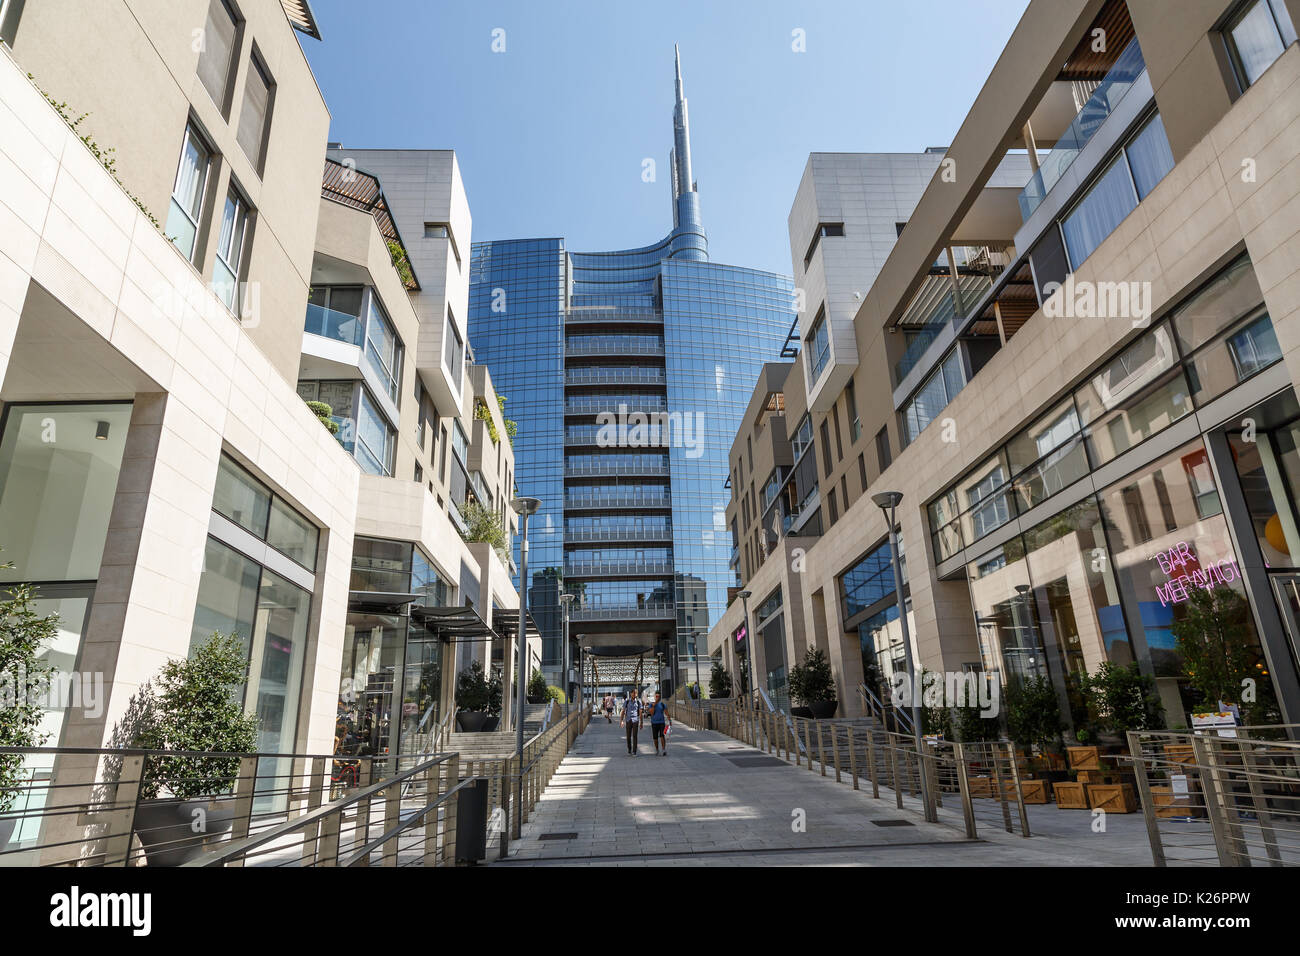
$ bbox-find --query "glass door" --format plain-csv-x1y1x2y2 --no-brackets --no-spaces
1269,573,1300,684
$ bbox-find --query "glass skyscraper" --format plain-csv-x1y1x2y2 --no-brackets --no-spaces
469,48,793,688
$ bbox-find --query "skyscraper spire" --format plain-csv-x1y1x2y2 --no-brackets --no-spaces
671,43,694,204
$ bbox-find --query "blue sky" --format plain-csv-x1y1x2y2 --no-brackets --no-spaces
302,0,1029,276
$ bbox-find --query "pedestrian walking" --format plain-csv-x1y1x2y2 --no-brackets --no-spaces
603,694,613,723
621,690,642,754
649,691,671,755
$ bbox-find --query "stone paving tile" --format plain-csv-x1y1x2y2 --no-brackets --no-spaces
498,718,1158,867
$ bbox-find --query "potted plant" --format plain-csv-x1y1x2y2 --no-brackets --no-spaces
0,572,59,849
526,669,548,705
1079,661,1164,747
708,662,732,699
129,632,260,865
1173,585,1280,726
788,648,838,719
1005,674,1064,775
484,669,503,731
455,661,493,731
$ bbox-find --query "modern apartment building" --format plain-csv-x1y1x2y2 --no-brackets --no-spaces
711,0,1300,734
0,0,531,852
469,50,796,691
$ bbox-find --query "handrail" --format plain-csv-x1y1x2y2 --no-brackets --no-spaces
184,752,457,866
859,681,914,734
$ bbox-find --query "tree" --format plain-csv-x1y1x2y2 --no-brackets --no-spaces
708,661,733,699
788,648,837,705
0,568,59,814
527,668,548,700
1172,585,1273,722
131,632,260,800
1080,661,1164,740
455,661,491,712
1005,674,1064,754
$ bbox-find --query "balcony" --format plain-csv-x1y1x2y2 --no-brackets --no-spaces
304,303,364,347
893,272,995,383
566,368,666,387
1018,37,1145,221
564,525,673,544
565,396,668,415
566,307,662,326
566,339,665,357
565,493,671,511
564,458,670,478
570,603,676,622
564,560,674,577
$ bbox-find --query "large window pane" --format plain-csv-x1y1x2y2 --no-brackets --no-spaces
267,497,318,571
1125,113,1175,200
1061,156,1137,268
1076,323,1191,465
1098,440,1274,721
191,537,259,652
167,127,210,262
246,568,309,755
0,403,133,584
1185,309,1281,403
1171,255,1263,353
196,0,237,106
356,388,393,476
212,189,248,312
1228,0,1287,87
236,58,271,170
212,455,271,536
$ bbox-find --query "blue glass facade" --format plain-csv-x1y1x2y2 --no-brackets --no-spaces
467,51,793,687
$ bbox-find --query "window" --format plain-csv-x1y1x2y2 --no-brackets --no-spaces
306,286,364,346
236,54,272,171
196,0,238,108
1224,0,1297,90
356,387,395,476
212,188,250,312
805,307,831,383
1061,113,1173,268
424,222,461,266
414,463,423,484
212,454,319,570
820,421,834,478
846,379,861,441
858,453,868,493
804,222,845,268
364,297,402,403
875,426,892,472
827,488,838,525
0,0,24,45
832,405,844,460
166,125,212,263
444,309,464,389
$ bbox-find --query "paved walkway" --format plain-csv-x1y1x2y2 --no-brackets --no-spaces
498,717,1157,866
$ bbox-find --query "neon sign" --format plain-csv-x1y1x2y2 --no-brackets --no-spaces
1151,541,1240,607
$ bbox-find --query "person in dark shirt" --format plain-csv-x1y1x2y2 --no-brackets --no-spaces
622,691,642,754
649,691,671,755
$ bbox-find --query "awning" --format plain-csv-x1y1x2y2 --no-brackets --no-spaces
348,590,420,612
279,0,321,40
411,604,501,644
492,608,542,643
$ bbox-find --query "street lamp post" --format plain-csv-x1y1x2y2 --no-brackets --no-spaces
510,496,541,836
871,491,935,822
560,592,575,714
738,589,753,702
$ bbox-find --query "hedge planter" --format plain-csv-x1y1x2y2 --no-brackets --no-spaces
526,695,547,705
808,700,838,720
456,711,490,732
133,797,235,866
790,706,814,719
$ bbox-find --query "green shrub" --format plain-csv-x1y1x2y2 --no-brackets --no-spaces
527,669,548,699
546,685,566,704
708,661,732,699
788,648,837,705
131,633,260,800
1005,674,1064,754
0,570,59,813
1080,661,1164,739
455,661,491,712
304,400,340,435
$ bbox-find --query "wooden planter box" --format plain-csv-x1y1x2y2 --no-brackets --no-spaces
1163,743,1196,767
968,776,995,798
1067,746,1101,771
1077,770,1119,786
1053,781,1089,809
1150,785,1199,819
1087,783,1138,813
1017,779,1050,804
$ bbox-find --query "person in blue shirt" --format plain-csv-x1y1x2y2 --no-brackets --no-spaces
649,691,671,755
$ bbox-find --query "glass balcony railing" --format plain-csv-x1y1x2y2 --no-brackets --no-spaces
1018,37,1145,221
305,303,364,347
894,274,993,383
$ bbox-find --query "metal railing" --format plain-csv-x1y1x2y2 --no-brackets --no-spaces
564,559,674,577
666,696,1029,839
858,681,914,735
564,525,673,543
1128,726,1300,867
565,493,671,510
